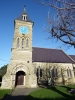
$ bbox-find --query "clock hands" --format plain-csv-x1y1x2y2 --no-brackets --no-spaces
19,26,28,34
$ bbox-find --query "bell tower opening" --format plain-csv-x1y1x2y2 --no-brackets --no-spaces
15,71,25,86
22,15,27,21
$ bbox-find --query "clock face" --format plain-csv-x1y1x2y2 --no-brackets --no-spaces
19,26,28,34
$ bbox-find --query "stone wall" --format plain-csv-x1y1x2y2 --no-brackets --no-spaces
33,62,75,85
1,61,37,89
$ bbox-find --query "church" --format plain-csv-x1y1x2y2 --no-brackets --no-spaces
1,8,75,89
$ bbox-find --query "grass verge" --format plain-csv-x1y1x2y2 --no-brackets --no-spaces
0,89,12,99
26,85,75,100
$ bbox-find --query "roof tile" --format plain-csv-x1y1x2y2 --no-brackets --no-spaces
32,47,74,63
69,55,75,61
16,8,33,23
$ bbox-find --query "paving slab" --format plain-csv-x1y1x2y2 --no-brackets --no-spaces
11,87,40,96
2,86,41,100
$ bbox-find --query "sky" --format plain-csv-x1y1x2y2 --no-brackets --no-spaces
0,0,75,68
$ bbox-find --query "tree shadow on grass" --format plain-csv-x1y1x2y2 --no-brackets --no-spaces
47,86,75,100
1,86,75,100
26,86,75,100
61,85,75,91
26,95,75,100
1,94,26,100
1,92,75,100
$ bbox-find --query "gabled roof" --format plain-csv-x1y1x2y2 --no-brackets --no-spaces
69,55,75,61
32,47,74,63
16,8,33,23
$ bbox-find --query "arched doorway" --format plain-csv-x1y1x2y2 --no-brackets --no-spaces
15,71,25,86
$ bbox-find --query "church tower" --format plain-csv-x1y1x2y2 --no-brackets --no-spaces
12,7,33,62
1,8,37,89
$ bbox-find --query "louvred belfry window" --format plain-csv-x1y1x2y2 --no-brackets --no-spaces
22,15,27,21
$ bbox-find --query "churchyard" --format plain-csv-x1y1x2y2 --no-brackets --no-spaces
0,85,75,100
26,85,75,100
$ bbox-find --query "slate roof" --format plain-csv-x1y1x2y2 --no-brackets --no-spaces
69,55,75,61
16,8,33,23
32,47,74,63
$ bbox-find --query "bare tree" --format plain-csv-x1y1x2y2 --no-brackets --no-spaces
34,0,75,48
35,63,67,86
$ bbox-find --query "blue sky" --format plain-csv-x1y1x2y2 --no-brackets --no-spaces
0,0,75,68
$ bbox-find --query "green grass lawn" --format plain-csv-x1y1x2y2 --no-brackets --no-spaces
0,89,12,99
26,85,75,100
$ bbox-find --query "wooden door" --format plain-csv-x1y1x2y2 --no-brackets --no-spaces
16,71,25,86
17,75,24,85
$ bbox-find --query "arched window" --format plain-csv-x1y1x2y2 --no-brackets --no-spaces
22,15,27,21
67,68,72,78
74,72,75,78
22,38,24,49
51,68,58,78
55,68,58,77
26,38,28,48
67,69,69,77
40,69,42,77
51,69,54,78
17,38,20,48
69,69,72,77
36,68,39,78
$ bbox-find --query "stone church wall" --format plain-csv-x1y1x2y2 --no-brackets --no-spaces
1,60,37,89
33,62,75,85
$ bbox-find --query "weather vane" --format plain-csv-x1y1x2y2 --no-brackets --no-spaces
24,5,27,10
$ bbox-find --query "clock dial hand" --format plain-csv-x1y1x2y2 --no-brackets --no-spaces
19,26,28,34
